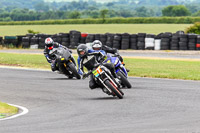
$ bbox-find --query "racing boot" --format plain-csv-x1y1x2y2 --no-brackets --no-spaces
51,63,56,72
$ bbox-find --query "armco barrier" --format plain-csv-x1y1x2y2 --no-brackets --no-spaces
1,30,200,51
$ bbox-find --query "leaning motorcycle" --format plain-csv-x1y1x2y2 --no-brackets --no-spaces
82,54,124,99
105,54,132,88
49,47,81,79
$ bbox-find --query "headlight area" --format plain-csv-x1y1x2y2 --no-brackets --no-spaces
114,58,119,65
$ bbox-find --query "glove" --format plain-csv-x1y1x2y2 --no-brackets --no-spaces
69,49,72,54
115,52,119,56
82,73,87,79
78,69,83,75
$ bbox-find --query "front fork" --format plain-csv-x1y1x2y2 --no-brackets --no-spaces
97,72,119,94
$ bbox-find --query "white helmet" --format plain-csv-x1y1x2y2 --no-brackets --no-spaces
92,40,102,50
45,37,54,49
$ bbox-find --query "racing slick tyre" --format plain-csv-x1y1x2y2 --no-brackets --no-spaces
104,80,123,99
117,71,132,88
68,63,81,79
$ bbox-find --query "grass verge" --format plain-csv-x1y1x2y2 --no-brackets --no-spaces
0,24,191,36
0,102,18,118
0,52,200,80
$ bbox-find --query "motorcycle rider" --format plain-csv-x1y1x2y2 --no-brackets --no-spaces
44,37,75,71
92,40,124,64
77,40,128,75
77,44,119,89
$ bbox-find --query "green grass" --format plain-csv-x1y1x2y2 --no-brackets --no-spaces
0,53,50,69
125,58,200,80
0,102,18,118
0,24,192,36
1,52,200,80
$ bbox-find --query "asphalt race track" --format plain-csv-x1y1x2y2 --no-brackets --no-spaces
1,67,200,133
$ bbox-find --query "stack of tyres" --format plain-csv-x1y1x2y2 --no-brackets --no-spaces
30,36,39,49
170,33,179,50
60,33,70,47
130,34,137,50
26,33,34,38
51,34,57,42
0,36,3,45
99,34,107,45
179,34,188,50
121,33,130,50
17,35,26,47
113,34,121,49
37,34,49,49
56,34,62,44
4,36,18,47
145,34,155,50
106,33,114,48
80,33,88,44
38,37,45,49
22,37,30,48
137,33,146,50
154,33,162,50
188,34,197,50
85,34,95,43
161,32,172,50
69,30,81,49
196,35,200,50
95,34,100,41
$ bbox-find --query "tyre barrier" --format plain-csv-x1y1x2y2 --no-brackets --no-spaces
0,36,3,45
69,30,81,49
106,33,114,48
161,32,172,50
121,33,130,50
113,34,121,49
1,30,200,51
145,34,155,50
130,34,137,50
154,33,162,50
3,36,18,47
196,35,200,50
137,33,146,50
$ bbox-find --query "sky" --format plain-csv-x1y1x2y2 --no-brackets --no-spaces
44,0,117,3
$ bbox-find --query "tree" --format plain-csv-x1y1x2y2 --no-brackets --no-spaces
100,9,108,23
68,11,81,19
34,2,49,12
192,10,200,16
162,5,191,17
135,6,151,17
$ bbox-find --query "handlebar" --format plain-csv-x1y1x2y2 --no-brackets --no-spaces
82,71,92,79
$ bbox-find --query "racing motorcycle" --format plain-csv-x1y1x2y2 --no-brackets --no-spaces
49,47,81,79
82,54,124,99
105,54,132,88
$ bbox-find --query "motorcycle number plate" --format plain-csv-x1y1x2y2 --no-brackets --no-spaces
61,58,65,61
92,67,102,77
93,70,99,77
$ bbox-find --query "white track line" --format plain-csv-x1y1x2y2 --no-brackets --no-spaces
0,104,29,121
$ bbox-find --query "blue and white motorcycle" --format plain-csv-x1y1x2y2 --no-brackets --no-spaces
104,54,132,88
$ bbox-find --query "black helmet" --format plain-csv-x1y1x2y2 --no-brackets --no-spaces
77,44,88,58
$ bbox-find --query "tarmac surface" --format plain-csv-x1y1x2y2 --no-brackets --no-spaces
1,67,200,133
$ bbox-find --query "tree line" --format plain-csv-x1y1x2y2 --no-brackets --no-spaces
0,0,200,21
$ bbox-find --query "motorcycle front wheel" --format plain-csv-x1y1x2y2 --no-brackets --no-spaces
68,63,81,79
117,71,132,88
104,80,123,99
